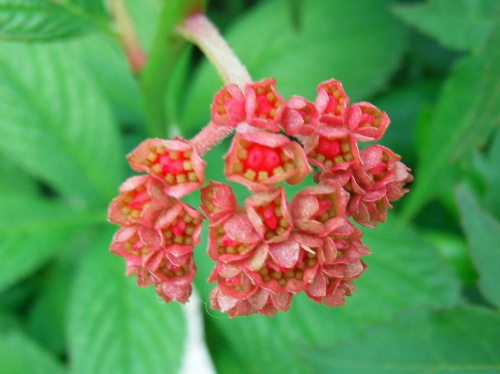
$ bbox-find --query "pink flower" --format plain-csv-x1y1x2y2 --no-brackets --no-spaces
210,285,292,317
211,84,246,127
245,188,293,243
241,240,318,294
154,200,204,257
315,79,349,125
110,225,162,270
305,131,360,172
305,219,369,304
207,212,260,262
149,254,195,304
291,182,349,235
108,175,172,227
127,138,206,198
200,181,237,225
224,132,311,191
282,96,319,136
347,102,389,142
245,78,286,132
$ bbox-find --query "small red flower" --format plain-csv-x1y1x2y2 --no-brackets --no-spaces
200,181,237,225
282,96,319,136
210,285,292,317
211,84,246,127
245,188,292,243
315,79,349,125
155,201,204,257
207,212,260,262
224,132,311,191
127,138,206,198
305,131,360,172
245,78,286,132
291,182,349,235
347,102,389,142
108,175,172,227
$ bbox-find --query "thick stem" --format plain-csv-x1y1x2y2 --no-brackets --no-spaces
177,13,252,89
191,121,231,156
179,13,258,156
108,0,146,74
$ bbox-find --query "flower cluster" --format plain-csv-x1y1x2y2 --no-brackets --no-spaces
201,78,412,316
108,74,411,316
108,139,205,303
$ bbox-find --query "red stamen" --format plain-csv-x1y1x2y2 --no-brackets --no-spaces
261,204,278,230
316,137,341,159
245,145,281,172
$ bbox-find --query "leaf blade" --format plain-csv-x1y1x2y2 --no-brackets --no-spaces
68,228,187,374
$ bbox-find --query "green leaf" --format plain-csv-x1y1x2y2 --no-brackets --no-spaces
483,129,500,217
0,41,123,202
182,0,406,130
0,155,37,196
68,228,186,374
401,26,500,219
195,222,460,374
0,0,114,42
392,0,500,53
0,195,85,293
302,307,500,373
0,320,65,374
0,0,88,41
374,79,442,165
67,34,144,125
456,188,500,308
27,260,74,355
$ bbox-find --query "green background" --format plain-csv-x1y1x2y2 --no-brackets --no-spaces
0,0,499,373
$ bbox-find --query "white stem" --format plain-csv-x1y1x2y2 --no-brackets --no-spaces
177,13,252,89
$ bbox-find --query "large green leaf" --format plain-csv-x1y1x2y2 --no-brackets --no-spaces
483,129,500,218
393,0,500,53
68,228,186,374
456,189,500,308
182,0,406,129
0,0,113,42
302,307,500,373
195,221,460,374
401,26,500,220
0,41,123,202
0,194,90,293
0,0,87,41
0,312,65,374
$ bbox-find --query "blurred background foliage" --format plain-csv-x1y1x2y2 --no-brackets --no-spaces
0,0,499,373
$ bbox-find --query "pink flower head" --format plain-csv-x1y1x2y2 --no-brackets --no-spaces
110,225,162,268
224,132,311,191
315,79,349,125
282,96,319,136
245,188,292,243
150,254,195,304
347,102,389,142
245,78,286,132
155,201,204,257
291,183,349,235
242,240,318,294
210,285,292,317
108,175,172,227
356,145,409,189
127,138,206,198
208,213,260,262
200,181,237,225
306,222,368,304
211,84,246,127
306,131,360,172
